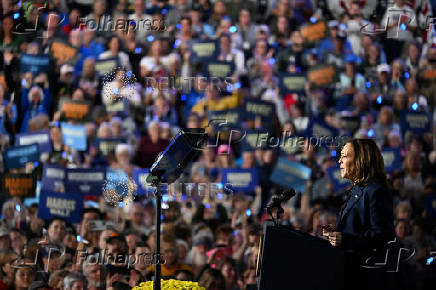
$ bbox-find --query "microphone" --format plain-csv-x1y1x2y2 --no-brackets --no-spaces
267,188,297,225
268,188,296,208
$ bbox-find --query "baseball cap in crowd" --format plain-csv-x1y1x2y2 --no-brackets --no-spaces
60,64,74,74
217,144,232,155
377,64,391,74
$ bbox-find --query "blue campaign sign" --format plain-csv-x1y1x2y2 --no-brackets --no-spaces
242,129,270,151
20,54,50,74
304,117,339,140
270,157,311,192
105,169,130,199
66,168,106,196
3,144,39,169
400,110,432,134
38,190,84,223
16,130,52,153
221,168,259,193
242,98,275,131
278,73,307,94
133,168,154,195
61,123,87,151
95,138,128,157
381,148,403,173
41,165,66,192
203,61,235,78
326,165,351,192
190,39,219,60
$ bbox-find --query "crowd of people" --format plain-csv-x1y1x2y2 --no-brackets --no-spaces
0,0,436,289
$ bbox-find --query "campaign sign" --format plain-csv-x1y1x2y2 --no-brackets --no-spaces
38,190,84,223
61,123,87,151
279,135,303,156
95,57,119,76
41,165,66,192
66,168,106,196
304,117,339,141
2,173,37,198
208,109,241,130
278,73,306,94
105,99,130,119
4,144,39,169
270,157,311,192
381,148,403,173
221,168,258,193
307,65,336,88
133,168,154,195
20,54,50,74
95,138,128,156
191,40,218,60
424,194,436,219
59,99,92,122
50,40,78,64
300,21,327,43
242,129,270,151
243,98,275,130
326,165,351,192
203,61,235,78
16,130,52,153
400,111,432,134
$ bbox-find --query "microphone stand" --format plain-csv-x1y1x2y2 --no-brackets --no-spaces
267,201,284,227
153,181,162,290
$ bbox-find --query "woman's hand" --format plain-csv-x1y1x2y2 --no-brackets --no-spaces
327,232,342,247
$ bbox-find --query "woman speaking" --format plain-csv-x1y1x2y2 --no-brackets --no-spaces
324,138,395,289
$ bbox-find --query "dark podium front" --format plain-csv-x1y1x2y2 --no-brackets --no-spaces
258,222,344,290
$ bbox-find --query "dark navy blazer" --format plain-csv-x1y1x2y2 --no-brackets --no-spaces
336,181,395,255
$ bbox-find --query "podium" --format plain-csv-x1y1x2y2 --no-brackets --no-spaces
258,221,344,290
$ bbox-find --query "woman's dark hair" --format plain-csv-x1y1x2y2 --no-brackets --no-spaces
197,266,226,290
345,138,388,187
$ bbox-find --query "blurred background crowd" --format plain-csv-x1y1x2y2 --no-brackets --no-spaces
0,0,436,289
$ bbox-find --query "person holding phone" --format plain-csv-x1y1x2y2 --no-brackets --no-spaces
323,138,395,290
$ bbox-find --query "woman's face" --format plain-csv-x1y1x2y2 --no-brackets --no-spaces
277,16,288,32
151,40,162,55
255,41,267,56
380,110,392,125
221,263,235,281
339,143,355,180
2,17,13,33
395,221,408,239
409,44,419,60
14,267,35,289
94,1,105,15
214,1,226,14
